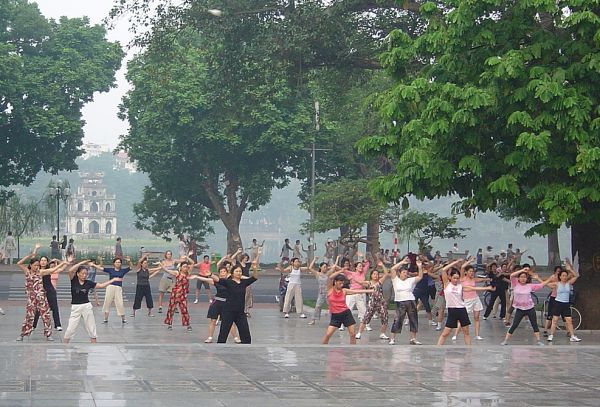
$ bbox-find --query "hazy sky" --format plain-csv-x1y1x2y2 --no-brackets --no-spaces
34,0,133,149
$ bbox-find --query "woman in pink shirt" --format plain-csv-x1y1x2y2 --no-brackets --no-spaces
501,267,548,346
437,263,494,346
322,270,373,345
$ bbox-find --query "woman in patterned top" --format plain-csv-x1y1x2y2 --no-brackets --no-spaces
16,243,67,342
163,257,202,331
306,257,332,325
355,261,391,340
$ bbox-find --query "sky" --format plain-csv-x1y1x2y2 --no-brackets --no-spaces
34,0,133,149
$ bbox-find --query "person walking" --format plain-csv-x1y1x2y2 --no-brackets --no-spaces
50,235,60,259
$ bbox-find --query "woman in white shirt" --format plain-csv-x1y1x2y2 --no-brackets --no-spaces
388,257,425,345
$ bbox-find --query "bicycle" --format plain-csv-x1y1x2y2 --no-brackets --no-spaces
542,293,582,331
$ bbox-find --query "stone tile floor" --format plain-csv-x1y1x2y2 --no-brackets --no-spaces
0,302,598,406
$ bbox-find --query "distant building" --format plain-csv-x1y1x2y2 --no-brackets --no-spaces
81,143,111,160
67,173,117,239
114,150,137,173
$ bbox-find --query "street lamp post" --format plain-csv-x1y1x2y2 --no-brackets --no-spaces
48,180,70,239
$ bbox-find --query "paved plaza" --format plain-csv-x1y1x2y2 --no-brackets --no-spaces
0,299,598,407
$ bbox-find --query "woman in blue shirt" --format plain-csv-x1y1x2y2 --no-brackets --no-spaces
89,257,133,324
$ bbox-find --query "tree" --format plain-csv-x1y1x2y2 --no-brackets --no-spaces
0,0,123,190
300,178,386,256
0,194,46,257
119,26,313,252
358,1,600,327
382,208,468,253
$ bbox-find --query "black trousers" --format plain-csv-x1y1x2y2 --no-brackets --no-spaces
33,285,61,328
508,307,539,334
217,310,251,343
133,285,154,310
483,288,506,319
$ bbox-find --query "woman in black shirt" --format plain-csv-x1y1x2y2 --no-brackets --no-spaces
63,262,121,344
214,259,259,344
131,257,162,317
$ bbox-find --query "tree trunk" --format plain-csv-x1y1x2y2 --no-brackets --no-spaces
224,217,243,255
571,222,600,329
366,218,380,261
547,229,561,269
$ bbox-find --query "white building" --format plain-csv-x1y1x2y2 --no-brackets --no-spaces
81,143,111,160
67,173,117,239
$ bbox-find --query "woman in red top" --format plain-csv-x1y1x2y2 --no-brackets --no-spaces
163,257,201,331
322,270,373,345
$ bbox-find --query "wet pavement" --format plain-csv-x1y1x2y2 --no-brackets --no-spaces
0,301,598,406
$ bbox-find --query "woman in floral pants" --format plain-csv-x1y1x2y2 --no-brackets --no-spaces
16,244,66,341
163,258,200,331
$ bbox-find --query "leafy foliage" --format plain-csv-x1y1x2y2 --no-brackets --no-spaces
358,0,600,235
382,207,468,251
0,0,123,190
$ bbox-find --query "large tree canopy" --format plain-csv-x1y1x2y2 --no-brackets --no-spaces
358,0,600,327
0,0,123,192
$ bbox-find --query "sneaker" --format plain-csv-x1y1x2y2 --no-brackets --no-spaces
102,320,108,324
121,319,127,324
500,340,508,345
543,331,549,337
299,314,307,318
537,341,545,346
547,334,553,341
46,336,54,342
204,337,213,343
15,336,24,342
410,339,422,345
483,317,487,320
194,299,198,304
570,336,582,342
388,339,395,345
158,307,163,313
379,333,389,340
284,313,289,318
475,336,484,340
429,320,437,326
308,320,315,325
234,337,241,344
435,326,442,331
451,335,457,341
355,333,361,339
148,314,155,317
365,325,373,331
339,326,345,331
187,326,192,332
130,314,136,318
56,326,62,331
404,319,409,325
0,308,5,315
167,325,172,330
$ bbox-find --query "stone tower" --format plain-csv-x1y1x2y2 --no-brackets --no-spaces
67,172,117,238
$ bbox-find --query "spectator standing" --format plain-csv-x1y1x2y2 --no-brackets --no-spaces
114,237,123,260
60,235,68,260
2,231,17,265
280,238,292,265
50,235,60,259
178,234,188,259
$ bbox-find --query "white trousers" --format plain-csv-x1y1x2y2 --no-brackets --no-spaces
64,303,97,340
103,285,125,316
283,283,303,314
346,293,367,321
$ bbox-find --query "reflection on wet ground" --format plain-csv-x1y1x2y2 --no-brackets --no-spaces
0,305,598,406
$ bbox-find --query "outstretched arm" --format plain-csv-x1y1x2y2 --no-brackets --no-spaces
16,243,41,273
